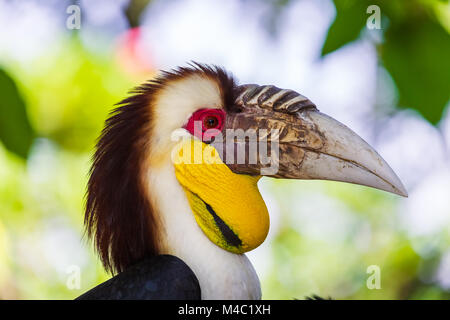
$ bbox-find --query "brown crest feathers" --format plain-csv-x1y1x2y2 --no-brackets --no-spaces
85,63,237,274
85,81,159,274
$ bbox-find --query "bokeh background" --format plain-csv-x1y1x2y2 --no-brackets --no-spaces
0,0,449,299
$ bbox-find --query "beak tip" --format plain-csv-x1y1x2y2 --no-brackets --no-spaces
388,177,408,198
397,187,409,198
394,189,408,198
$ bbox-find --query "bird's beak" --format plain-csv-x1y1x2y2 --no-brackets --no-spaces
218,84,407,197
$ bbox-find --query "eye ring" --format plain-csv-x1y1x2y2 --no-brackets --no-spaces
183,108,225,142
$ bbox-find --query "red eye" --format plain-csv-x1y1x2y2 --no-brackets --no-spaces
183,108,225,142
203,115,219,129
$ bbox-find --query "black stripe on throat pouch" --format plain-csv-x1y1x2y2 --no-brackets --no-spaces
203,201,242,248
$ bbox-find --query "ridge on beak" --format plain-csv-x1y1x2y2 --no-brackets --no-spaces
218,84,407,197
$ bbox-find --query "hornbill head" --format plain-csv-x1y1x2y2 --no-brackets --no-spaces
85,63,406,298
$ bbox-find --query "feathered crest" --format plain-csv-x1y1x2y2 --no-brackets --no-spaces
85,63,237,274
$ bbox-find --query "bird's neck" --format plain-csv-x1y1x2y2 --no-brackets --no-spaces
148,162,261,299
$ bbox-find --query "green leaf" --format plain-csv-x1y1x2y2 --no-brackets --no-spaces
321,0,368,56
382,18,450,124
0,69,35,159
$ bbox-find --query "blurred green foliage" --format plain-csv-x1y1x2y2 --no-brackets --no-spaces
321,0,368,56
261,179,450,299
0,37,133,298
323,0,450,124
0,69,34,159
23,40,134,152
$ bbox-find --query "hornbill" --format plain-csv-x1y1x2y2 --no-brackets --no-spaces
77,63,407,300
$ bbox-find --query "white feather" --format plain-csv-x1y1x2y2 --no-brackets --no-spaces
147,73,261,299
148,162,261,299
150,74,223,159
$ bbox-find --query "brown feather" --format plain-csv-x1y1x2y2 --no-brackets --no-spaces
85,63,237,274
